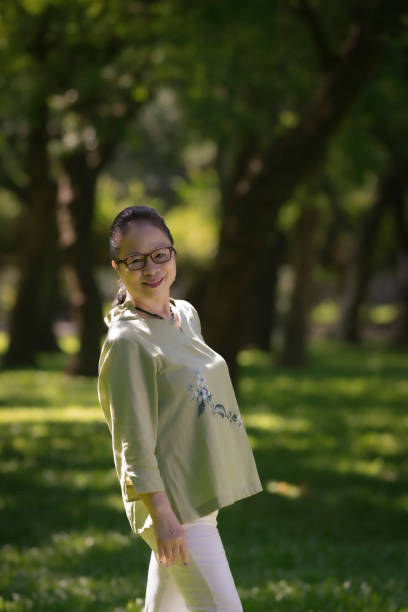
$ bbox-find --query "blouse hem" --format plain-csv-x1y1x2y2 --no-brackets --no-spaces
129,480,263,535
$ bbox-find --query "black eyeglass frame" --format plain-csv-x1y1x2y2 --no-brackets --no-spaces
114,246,177,270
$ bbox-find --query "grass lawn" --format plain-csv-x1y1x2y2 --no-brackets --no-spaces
0,339,407,611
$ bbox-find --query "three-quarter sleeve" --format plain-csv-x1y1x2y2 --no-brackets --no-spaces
98,334,165,498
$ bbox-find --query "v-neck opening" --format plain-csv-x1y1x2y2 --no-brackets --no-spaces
126,298,186,334
171,298,185,334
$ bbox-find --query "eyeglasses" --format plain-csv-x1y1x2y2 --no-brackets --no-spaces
115,246,177,271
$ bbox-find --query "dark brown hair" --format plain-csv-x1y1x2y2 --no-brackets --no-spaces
109,205,174,305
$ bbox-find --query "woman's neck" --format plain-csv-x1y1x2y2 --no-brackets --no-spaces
126,291,172,319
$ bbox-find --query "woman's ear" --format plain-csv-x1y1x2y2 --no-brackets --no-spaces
112,260,122,279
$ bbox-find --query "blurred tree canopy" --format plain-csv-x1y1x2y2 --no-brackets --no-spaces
0,0,407,379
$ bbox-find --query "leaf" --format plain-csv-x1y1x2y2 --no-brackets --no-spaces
214,403,226,417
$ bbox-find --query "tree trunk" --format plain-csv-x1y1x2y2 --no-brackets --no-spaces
3,103,60,368
391,172,408,347
58,151,105,377
242,229,287,351
278,204,321,367
203,1,396,385
337,168,396,342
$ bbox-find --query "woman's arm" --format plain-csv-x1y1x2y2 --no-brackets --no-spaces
99,336,188,566
99,336,165,493
139,490,189,566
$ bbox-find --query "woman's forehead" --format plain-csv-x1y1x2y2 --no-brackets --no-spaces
119,222,170,254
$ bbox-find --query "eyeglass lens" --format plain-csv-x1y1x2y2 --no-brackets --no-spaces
126,247,172,270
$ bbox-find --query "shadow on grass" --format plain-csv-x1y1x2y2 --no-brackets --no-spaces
0,340,408,610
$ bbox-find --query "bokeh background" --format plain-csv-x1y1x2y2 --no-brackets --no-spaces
1,1,407,610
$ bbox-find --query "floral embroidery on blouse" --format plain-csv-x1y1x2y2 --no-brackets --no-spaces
186,370,242,427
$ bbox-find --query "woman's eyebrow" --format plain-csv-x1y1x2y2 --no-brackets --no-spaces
124,244,171,257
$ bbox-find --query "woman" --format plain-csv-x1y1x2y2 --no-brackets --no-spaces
97,205,263,611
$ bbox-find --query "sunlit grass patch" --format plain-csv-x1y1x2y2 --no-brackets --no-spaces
0,368,98,408
265,480,308,498
0,407,103,424
0,529,147,611
239,574,408,611
244,412,311,433
1,339,408,610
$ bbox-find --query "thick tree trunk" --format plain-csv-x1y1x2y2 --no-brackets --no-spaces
185,267,211,318
278,204,320,367
58,151,105,377
242,229,287,351
337,169,396,342
3,104,60,368
36,256,62,353
203,1,396,385
391,172,408,347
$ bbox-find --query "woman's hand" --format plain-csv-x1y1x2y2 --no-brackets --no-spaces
153,511,189,567
138,491,189,567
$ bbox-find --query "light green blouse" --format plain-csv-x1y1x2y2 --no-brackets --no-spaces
97,297,263,535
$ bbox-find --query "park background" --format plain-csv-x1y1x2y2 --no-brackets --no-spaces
0,0,407,610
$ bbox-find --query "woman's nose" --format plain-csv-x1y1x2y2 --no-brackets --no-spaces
143,256,160,274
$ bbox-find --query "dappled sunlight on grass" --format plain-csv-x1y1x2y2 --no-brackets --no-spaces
352,430,402,456
265,479,308,498
1,340,408,610
0,406,103,423
238,574,408,610
244,412,311,432
334,456,399,481
0,368,97,407
0,528,146,611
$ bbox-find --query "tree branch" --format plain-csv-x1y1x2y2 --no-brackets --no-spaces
291,0,338,72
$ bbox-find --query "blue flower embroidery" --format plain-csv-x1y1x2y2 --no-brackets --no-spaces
187,370,242,427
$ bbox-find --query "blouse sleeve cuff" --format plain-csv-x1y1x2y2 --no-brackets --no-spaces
123,469,165,501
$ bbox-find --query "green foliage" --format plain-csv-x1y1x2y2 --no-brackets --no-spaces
93,142,221,266
167,166,220,263
310,298,340,325
1,341,408,610
94,174,165,231
369,304,399,325
163,0,321,151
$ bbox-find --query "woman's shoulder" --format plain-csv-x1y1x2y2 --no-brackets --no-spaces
99,323,160,376
173,298,199,316
173,298,202,336
101,306,156,354
174,298,201,323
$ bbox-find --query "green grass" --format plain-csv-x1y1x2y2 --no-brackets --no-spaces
0,339,407,611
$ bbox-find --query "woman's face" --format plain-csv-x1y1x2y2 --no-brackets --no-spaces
111,222,176,304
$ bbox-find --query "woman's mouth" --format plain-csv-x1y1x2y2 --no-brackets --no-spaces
143,278,164,288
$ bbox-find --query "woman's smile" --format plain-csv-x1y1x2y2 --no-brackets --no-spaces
143,277,164,288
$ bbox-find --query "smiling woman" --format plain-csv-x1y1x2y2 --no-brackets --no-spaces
97,205,263,611
110,209,178,322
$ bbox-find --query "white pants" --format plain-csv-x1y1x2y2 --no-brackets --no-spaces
139,510,243,611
